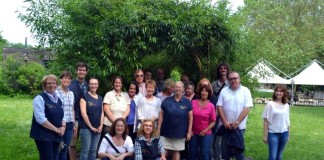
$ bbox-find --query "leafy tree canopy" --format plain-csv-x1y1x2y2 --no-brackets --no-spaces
19,0,238,93
235,0,324,75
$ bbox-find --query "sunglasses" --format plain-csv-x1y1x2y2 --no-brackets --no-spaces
136,75,144,78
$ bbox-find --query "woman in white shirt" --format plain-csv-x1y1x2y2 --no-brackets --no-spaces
137,80,161,127
262,85,290,160
98,118,134,160
102,76,130,136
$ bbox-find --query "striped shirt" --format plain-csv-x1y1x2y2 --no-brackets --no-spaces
56,86,75,122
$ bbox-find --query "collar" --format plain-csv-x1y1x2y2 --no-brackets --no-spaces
112,89,122,97
57,86,70,92
76,78,86,84
229,84,241,91
44,90,58,101
138,135,157,142
172,95,184,102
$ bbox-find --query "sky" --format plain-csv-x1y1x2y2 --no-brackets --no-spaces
0,0,37,45
0,0,244,46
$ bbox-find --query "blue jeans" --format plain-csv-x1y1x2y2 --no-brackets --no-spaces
80,128,100,160
268,131,289,160
189,134,212,160
101,157,134,160
221,129,245,160
213,135,222,160
34,139,60,160
58,122,74,160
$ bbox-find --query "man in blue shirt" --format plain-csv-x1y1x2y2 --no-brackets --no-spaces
69,62,89,160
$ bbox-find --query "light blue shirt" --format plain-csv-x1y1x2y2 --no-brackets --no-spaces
32,91,60,125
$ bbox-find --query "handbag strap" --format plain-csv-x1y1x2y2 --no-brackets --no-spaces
104,135,120,154
215,83,226,96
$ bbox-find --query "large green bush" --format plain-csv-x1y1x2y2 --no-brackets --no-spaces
17,62,46,95
0,67,7,93
2,56,45,96
2,56,22,94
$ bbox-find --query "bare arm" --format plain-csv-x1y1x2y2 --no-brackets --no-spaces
288,127,290,142
186,111,193,141
200,121,215,136
59,120,66,136
117,152,134,159
41,121,61,134
72,105,78,135
98,153,115,160
104,103,116,123
157,110,163,135
122,104,130,119
80,98,98,133
232,107,251,129
263,118,269,144
98,104,104,133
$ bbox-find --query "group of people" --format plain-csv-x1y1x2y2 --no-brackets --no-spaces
30,62,290,160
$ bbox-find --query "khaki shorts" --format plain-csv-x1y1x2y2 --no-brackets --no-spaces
162,137,186,151
70,121,79,147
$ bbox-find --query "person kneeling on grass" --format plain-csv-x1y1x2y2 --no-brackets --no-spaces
135,119,166,160
98,118,134,160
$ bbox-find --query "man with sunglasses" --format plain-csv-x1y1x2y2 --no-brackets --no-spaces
216,71,253,160
134,69,146,96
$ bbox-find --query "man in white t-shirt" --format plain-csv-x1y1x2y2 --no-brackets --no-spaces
217,71,253,160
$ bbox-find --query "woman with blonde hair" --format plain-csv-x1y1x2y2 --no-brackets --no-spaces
137,80,161,127
30,74,65,160
135,119,166,160
156,79,175,102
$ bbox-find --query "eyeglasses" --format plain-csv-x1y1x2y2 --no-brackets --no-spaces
46,82,57,85
229,77,239,81
136,75,144,78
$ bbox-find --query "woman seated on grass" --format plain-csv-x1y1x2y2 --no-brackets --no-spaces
134,119,166,160
98,118,134,160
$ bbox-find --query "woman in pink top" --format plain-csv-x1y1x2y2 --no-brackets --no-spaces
189,82,216,160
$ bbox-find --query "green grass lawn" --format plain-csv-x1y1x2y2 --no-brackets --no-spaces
0,96,37,160
245,104,324,160
0,96,323,159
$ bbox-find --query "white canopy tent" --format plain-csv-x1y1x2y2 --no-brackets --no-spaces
248,59,290,84
290,60,324,86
